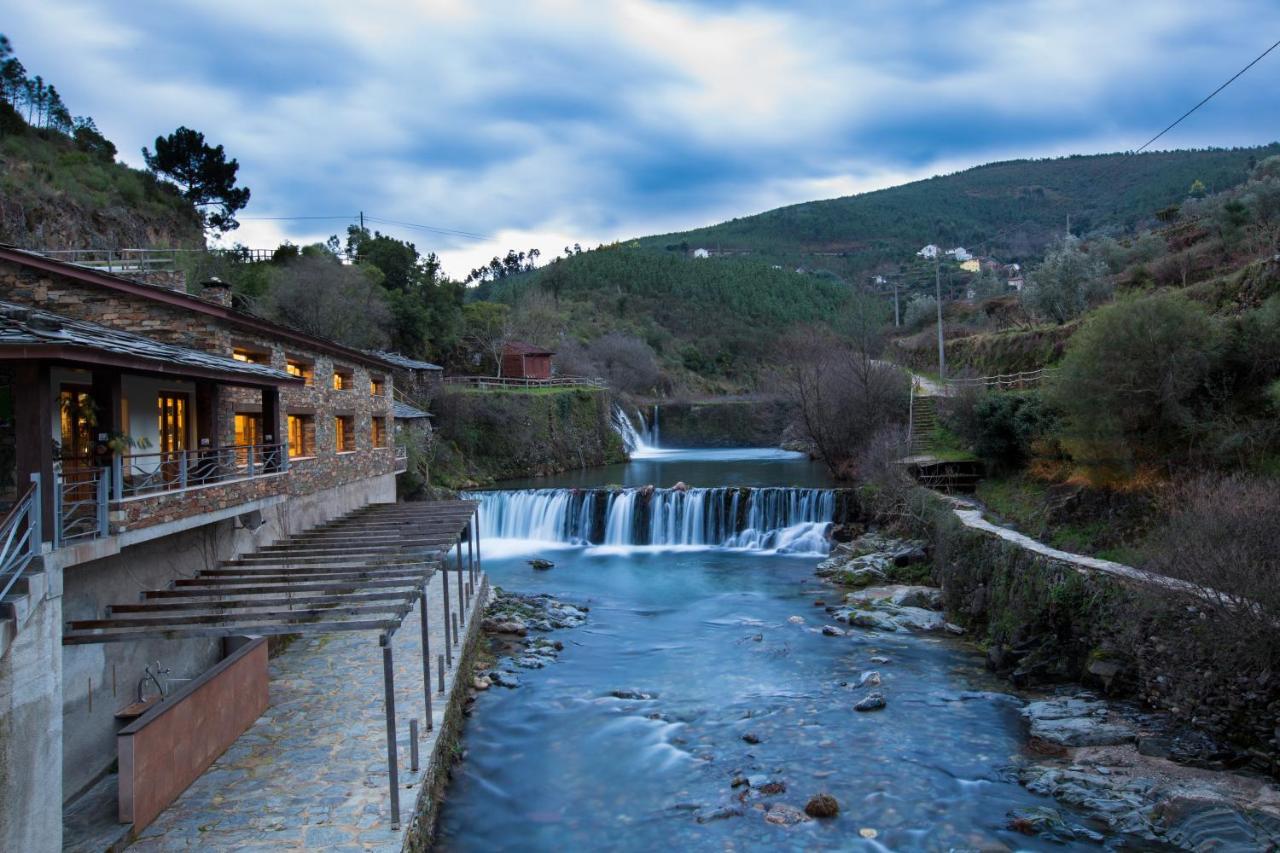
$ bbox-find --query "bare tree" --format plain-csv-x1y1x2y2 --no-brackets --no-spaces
258,255,392,349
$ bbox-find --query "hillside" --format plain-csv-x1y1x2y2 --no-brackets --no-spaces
0,102,203,251
636,146,1280,278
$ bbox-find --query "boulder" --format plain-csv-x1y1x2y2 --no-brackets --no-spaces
804,793,840,818
528,558,555,570
764,803,810,826
855,692,887,712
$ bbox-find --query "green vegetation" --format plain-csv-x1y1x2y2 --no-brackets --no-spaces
142,126,250,232
637,146,1278,278
482,246,851,386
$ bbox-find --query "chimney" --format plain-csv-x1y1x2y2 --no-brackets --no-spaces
200,277,233,307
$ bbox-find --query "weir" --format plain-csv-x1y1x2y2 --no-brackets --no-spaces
468,486,855,555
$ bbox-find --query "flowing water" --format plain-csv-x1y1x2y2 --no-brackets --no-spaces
436,445,1117,851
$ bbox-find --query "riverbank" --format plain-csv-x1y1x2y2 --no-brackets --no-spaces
816,519,1280,847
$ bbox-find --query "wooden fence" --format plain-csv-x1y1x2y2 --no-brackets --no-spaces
442,375,607,390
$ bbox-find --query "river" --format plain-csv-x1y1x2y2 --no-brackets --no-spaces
435,445,1124,851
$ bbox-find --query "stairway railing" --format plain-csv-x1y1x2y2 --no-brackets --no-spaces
0,475,42,601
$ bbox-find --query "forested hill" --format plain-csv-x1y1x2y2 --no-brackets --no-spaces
635,145,1280,276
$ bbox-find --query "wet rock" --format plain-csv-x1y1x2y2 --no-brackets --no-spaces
858,670,882,687
1021,696,1136,747
820,625,844,637
611,689,658,700
746,774,769,788
482,618,527,636
764,803,810,826
695,806,742,824
787,615,805,625
869,655,891,664
757,781,786,796
855,692,887,712
1007,805,1104,843
742,732,761,745
487,669,521,688
527,558,555,570
472,675,491,691
804,793,840,818
730,775,748,788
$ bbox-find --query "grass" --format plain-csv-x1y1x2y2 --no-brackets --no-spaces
456,385,602,397
928,426,979,462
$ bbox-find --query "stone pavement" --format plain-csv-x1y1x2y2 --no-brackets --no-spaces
128,567,488,851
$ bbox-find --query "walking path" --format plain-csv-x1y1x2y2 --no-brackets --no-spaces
126,568,489,851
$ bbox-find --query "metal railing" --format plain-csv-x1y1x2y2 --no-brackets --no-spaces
109,443,287,500
442,375,607,390
55,465,108,547
0,475,42,601
393,446,409,474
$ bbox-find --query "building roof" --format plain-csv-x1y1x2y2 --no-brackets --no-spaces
502,340,556,356
0,245,397,372
0,301,300,386
391,399,432,420
369,350,443,371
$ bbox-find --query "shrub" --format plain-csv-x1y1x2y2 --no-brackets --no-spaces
903,294,938,331
971,391,1059,472
1045,292,1221,472
1141,473,1280,666
1021,237,1112,323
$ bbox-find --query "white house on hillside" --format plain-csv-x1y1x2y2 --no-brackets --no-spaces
692,248,710,259
917,244,940,259
948,247,973,261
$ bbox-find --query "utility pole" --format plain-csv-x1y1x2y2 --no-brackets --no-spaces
359,210,365,232
893,279,900,327
935,248,946,380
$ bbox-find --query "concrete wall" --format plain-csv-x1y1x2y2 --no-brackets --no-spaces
58,470,395,802
0,561,63,853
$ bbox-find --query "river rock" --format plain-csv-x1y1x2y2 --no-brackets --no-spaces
472,675,491,691
482,618,528,636
787,615,805,625
804,793,840,818
821,625,844,637
487,669,521,688
859,670,882,687
855,692,887,712
1007,805,1104,843
611,689,658,700
528,558,555,570
742,732,761,744
695,806,742,823
764,803,810,826
1021,696,1136,747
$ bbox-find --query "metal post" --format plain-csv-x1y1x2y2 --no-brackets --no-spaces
419,586,433,731
248,445,256,476
455,540,466,623
934,249,946,381
28,473,42,547
438,655,446,693
409,719,419,772
452,612,459,646
178,450,188,490
474,522,482,575
52,472,62,550
96,469,109,537
381,637,401,829
111,455,123,502
441,562,452,668
467,522,475,584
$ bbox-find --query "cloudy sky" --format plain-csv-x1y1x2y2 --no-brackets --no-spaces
7,1,1280,276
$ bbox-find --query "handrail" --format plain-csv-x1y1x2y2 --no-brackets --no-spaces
442,375,607,390
0,475,41,601
104,443,287,500
948,367,1055,390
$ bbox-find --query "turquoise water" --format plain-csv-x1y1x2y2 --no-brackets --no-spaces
436,451,1113,851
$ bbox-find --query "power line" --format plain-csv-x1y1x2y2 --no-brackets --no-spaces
240,215,357,221
1136,37,1280,153
364,216,491,242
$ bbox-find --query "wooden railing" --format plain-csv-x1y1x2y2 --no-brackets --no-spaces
442,375,607,390
949,368,1055,390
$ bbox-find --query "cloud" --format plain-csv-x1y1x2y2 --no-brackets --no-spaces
6,0,1280,276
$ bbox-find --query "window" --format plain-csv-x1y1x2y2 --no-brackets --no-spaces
332,367,354,390
285,358,314,385
287,414,314,458
232,347,270,365
235,413,262,466
372,417,387,448
334,415,355,452
370,375,386,397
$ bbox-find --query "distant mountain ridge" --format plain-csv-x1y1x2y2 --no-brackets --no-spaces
635,145,1280,277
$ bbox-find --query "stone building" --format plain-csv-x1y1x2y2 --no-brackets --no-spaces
0,245,406,851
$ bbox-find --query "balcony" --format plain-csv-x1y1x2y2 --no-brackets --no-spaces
53,444,289,555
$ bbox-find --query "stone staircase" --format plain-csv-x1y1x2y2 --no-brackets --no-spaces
909,395,939,456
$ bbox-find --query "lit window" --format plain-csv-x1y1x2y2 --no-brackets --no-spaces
285,359,314,385
372,417,387,448
232,347,270,365
370,376,386,397
287,414,314,458
335,415,355,452
332,368,353,390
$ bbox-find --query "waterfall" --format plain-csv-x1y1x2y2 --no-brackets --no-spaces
611,404,661,455
466,486,837,556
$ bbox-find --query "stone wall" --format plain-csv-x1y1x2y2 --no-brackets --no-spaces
931,510,1280,771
